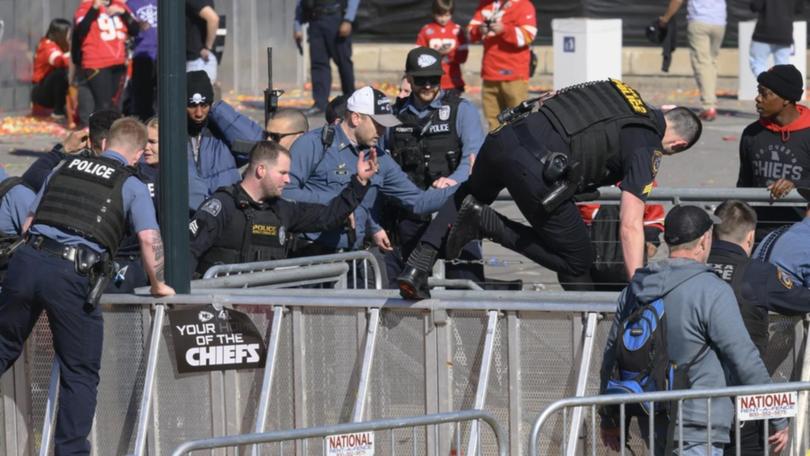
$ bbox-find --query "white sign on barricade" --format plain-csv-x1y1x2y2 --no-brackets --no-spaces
326,431,374,456
736,392,798,421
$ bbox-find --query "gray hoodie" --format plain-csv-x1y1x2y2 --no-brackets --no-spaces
600,258,785,444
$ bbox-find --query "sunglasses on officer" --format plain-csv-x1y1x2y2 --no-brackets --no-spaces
264,130,305,142
412,76,441,88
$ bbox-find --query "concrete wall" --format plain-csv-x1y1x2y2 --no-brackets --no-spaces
349,43,768,87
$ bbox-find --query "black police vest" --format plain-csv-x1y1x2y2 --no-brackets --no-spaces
390,93,462,190
539,79,664,192
34,156,130,253
198,185,287,273
708,250,769,358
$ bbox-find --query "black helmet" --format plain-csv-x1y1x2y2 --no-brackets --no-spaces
645,19,666,44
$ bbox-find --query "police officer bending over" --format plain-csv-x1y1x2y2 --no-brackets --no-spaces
398,80,703,299
708,200,810,456
189,140,376,275
0,117,174,455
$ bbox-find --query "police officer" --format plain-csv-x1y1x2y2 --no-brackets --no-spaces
707,200,810,456
190,140,375,275
294,0,358,116
754,200,810,287
108,116,160,293
386,47,484,285
0,166,36,281
0,117,174,455
23,109,123,191
398,80,703,299
285,86,456,257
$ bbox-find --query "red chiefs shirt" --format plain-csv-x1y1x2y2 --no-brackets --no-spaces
32,38,70,84
416,20,468,90
74,0,130,69
468,0,537,81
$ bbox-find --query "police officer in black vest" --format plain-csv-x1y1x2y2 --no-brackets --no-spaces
385,47,486,287
707,200,810,456
0,117,174,455
398,80,704,299
189,140,376,276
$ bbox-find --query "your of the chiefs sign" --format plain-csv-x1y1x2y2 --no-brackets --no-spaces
168,305,267,374
736,392,798,421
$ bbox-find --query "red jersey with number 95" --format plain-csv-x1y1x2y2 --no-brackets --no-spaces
74,0,130,69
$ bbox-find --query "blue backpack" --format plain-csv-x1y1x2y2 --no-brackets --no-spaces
606,297,675,415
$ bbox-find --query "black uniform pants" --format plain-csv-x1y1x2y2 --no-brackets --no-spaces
384,217,485,288
77,65,126,127
31,68,69,114
0,244,102,455
308,11,354,110
418,125,593,277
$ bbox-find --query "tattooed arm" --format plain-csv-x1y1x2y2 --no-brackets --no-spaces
138,229,175,297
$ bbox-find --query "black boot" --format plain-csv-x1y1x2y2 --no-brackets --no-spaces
397,244,437,300
446,195,506,259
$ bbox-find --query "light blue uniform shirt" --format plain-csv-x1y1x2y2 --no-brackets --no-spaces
754,217,810,288
0,167,35,236
29,151,159,253
294,0,360,32
285,124,457,250
687,0,727,26
394,91,485,185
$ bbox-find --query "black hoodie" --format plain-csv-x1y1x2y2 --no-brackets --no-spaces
751,0,804,46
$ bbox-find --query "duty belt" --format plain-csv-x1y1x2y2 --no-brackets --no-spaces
27,235,79,262
310,3,342,17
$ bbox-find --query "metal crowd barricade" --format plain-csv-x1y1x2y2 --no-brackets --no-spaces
201,250,384,290
2,289,807,455
529,381,810,456
170,409,507,456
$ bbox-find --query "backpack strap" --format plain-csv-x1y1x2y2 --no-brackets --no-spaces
663,342,710,454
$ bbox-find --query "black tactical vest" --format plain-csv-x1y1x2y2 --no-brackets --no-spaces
34,156,131,253
539,79,664,193
708,249,769,357
390,92,462,190
197,185,288,274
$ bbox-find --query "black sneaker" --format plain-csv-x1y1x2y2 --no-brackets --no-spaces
303,105,324,117
445,195,484,260
397,266,431,300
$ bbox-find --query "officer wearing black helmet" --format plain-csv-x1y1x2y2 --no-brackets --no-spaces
385,46,485,286
0,117,174,455
398,80,703,299
189,140,376,275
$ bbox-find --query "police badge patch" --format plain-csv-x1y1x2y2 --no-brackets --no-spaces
439,105,451,121
652,150,663,177
201,198,222,217
777,269,794,289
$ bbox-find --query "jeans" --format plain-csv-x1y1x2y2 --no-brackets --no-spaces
749,40,792,78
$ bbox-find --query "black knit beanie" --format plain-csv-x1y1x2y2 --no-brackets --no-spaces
757,64,804,102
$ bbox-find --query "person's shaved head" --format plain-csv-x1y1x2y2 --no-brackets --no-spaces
265,109,308,150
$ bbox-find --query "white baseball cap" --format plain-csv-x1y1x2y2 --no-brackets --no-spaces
345,86,401,128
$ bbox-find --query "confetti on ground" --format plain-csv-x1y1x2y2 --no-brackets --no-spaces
722,135,737,141
0,116,67,137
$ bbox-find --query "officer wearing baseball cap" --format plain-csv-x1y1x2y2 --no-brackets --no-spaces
284,85,459,262
384,47,487,287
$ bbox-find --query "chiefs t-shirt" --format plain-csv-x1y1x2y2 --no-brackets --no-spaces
32,38,69,84
74,0,130,69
